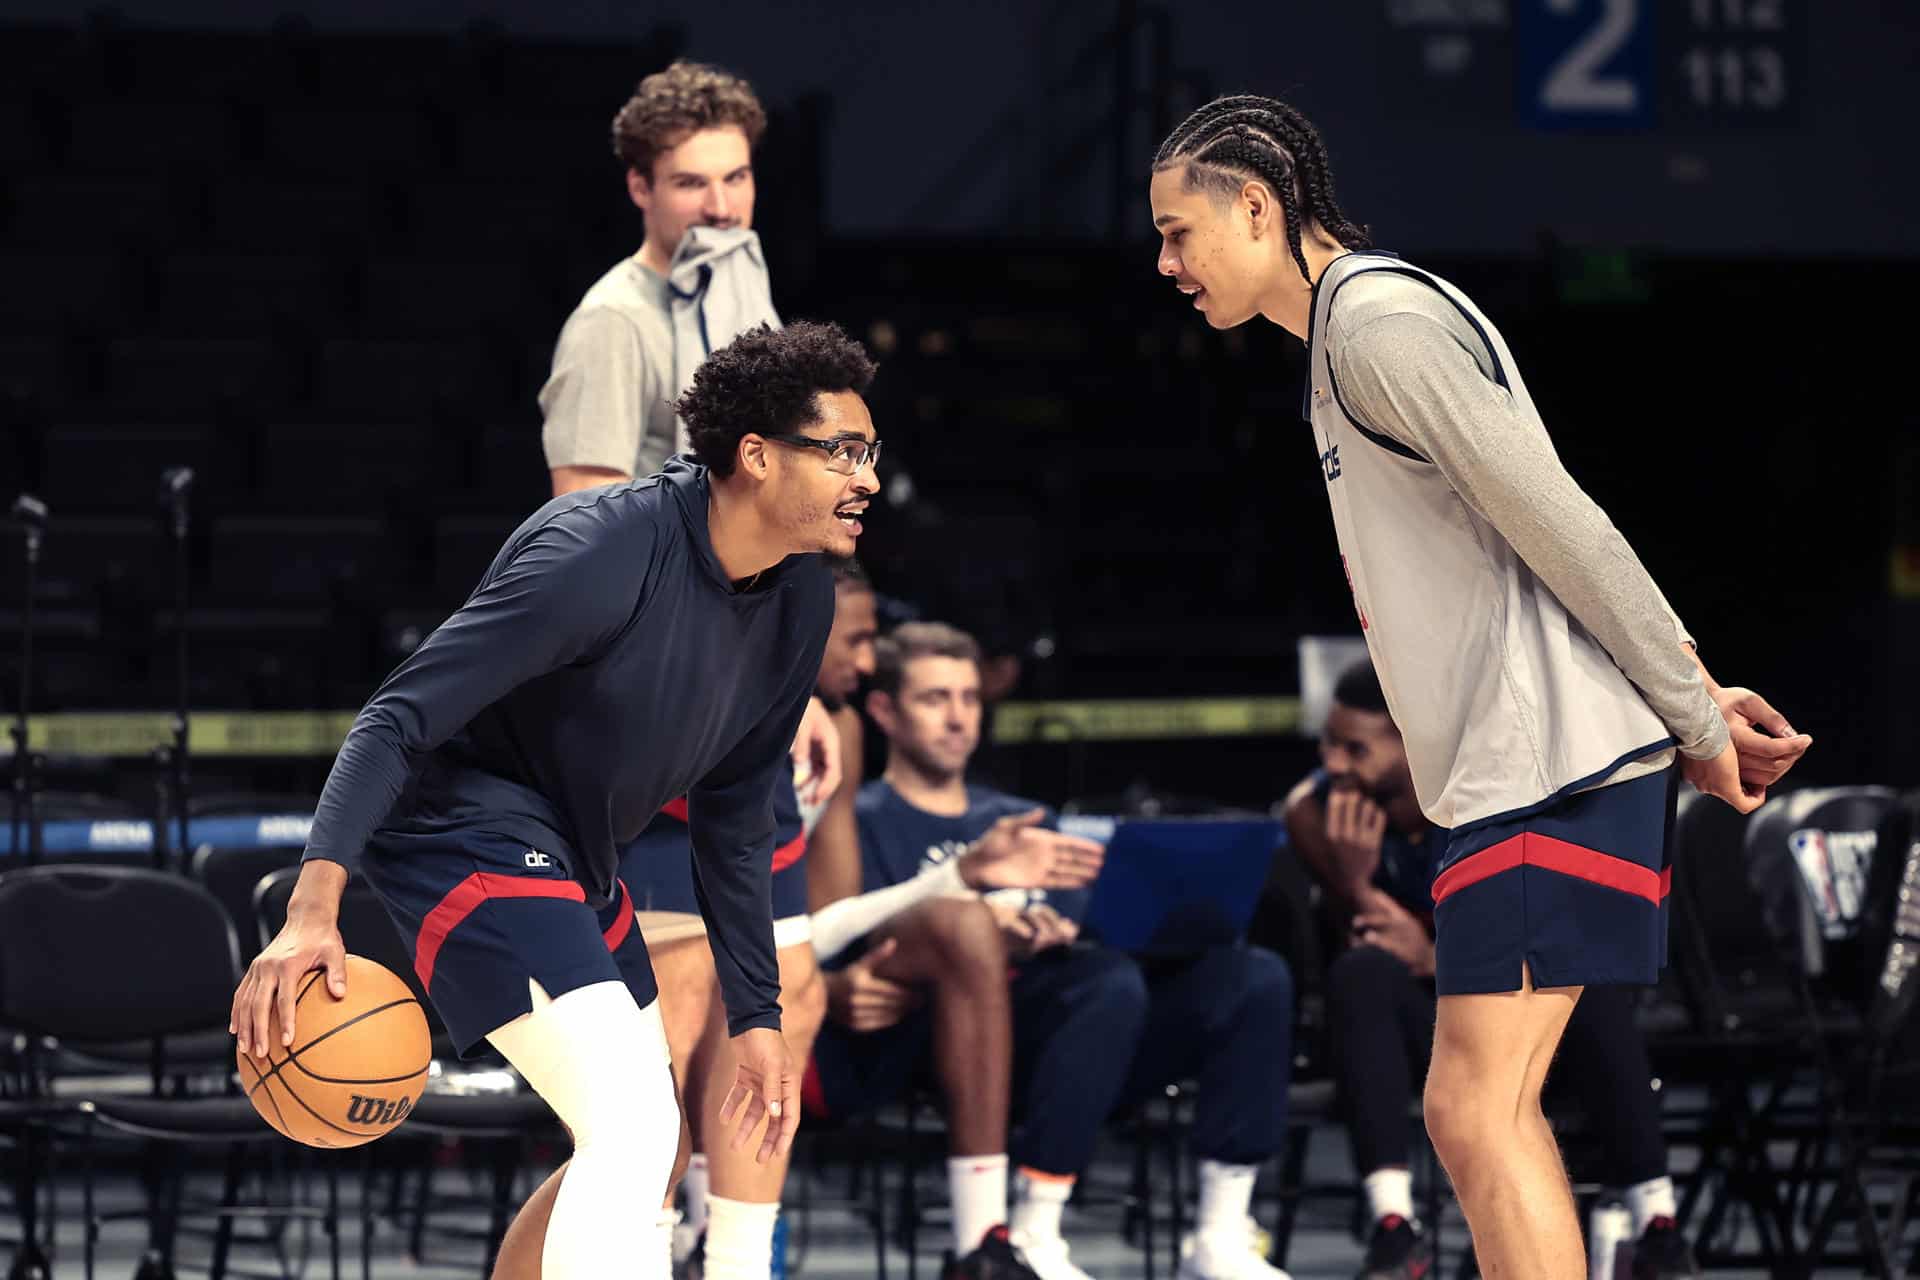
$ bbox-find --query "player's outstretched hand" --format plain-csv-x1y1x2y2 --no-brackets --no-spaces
721,1026,800,1164
1682,740,1765,814
1709,685,1812,792
959,808,1106,891
790,696,843,808
231,860,347,1059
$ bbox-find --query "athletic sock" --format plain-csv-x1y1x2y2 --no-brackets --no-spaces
1363,1167,1415,1226
684,1152,711,1234
1195,1160,1260,1239
948,1153,1009,1254
1624,1175,1677,1236
1010,1167,1074,1247
703,1194,779,1280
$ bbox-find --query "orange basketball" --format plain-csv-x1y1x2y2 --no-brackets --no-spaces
238,953,432,1149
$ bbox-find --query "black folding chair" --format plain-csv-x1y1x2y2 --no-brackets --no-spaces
0,864,342,1280
1742,786,1909,1276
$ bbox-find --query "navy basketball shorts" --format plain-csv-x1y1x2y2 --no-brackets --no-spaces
619,816,813,950
1430,766,1678,994
360,826,655,1058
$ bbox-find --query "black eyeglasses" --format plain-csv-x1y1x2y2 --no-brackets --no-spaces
765,433,882,476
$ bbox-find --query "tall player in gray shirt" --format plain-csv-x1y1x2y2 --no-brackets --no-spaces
1147,96,1811,1279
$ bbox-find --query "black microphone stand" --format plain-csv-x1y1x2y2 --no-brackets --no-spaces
10,494,47,868
157,468,193,871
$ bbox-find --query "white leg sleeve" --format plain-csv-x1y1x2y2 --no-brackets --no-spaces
487,980,682,1280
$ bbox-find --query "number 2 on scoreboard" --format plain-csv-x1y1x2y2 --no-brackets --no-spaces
1541,0,1641,113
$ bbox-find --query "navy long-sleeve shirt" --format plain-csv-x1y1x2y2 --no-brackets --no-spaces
303,458,832,1034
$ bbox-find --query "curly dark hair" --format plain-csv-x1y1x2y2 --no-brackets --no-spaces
676,322,878,478
612,59,767,179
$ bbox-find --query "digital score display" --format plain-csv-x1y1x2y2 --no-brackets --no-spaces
1383,0,1804,131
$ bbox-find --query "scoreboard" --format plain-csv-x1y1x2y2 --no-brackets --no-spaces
1384,0,1805,131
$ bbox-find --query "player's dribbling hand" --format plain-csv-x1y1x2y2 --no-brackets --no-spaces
1681,740,1765,814
790,696,843,808
720,1026,800,1164
231,862,348,1059
959,808,1106,891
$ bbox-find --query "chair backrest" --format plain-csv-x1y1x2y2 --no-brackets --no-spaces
0,865,240,1040
1858,790,1920,1049
191,844,302,963
1744,787,1900,982
254,865,442,1035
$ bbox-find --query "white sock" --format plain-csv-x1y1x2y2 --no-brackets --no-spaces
948,1154,1009,1254
1624,1176,1676,1236
704,1194,780,1280
684,1153,711,1233
1010,1168,1073,1246
1363,1167,1414,1226
1195,1160,1259,1238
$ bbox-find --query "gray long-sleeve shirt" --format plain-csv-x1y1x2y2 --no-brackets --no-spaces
1307,253,1725,832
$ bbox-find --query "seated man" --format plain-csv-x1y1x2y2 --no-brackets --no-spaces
804,569,1097,1280
817,621,1296,1280
1281,660,1699,1280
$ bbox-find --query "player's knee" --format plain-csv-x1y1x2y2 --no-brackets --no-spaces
782,962,829,1042
1422,1052,1512,1171
1071,948,1150,1033
918,896,1006,980
569,1074,683,1163
1227,946,1295,1021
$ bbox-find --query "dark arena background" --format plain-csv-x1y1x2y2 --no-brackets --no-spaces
2,2,1918,1278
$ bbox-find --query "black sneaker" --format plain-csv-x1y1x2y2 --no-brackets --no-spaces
945,1225,1042,1280
1358,1215,1433,1280
1631,1217,1700,1279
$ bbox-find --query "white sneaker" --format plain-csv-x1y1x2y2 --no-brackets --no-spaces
1009,1229,1098,1280
1175,1223,1292,1280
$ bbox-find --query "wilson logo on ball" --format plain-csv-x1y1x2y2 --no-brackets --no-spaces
345,1094,415,1127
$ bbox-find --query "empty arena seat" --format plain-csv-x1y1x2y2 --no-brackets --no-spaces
65,101,233,176
316,336,507,414
254,419,439,508
357,257,534,338
103,335,286,411
3,175,184,250
31,516,163,605
259,106,437,179
207,514,395,604
431,512,515,601
149,252,349,336
204,178,381,253
405,180,581,252
0,251,126,336
38,422,211,512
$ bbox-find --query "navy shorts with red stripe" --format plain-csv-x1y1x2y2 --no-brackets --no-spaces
622,793,811,923
1430,766,1678,994
360,826,655,1058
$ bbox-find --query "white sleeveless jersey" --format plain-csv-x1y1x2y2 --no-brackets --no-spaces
1305,252,1677,834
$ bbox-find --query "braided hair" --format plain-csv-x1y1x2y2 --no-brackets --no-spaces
1153,95,1370,285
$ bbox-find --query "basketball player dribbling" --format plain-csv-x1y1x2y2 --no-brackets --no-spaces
232,322,882,1280
1146,96,1813,1278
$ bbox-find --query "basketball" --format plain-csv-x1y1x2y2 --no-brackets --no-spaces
238,954,432,1149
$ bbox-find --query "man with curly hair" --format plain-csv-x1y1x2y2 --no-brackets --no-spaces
235,322,881,1280
541,58,780,495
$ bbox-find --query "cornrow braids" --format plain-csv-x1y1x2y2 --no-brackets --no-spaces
1153,95,1371,284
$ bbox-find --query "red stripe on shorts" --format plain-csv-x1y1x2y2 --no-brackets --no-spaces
801,1053,827,1119
414,872,586,991
771,832,807,873
602,880,635,952
662,797,691,822
1431,832,1668,906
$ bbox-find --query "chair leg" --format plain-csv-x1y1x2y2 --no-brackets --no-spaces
869,1121,889,1280
361,1150,376,1280
904,1102,920,1280
327,1157,342,1280
6,1126,51,1280
483,1139,520,1276
208,1143,244,1280
1269,1124,1310,1269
